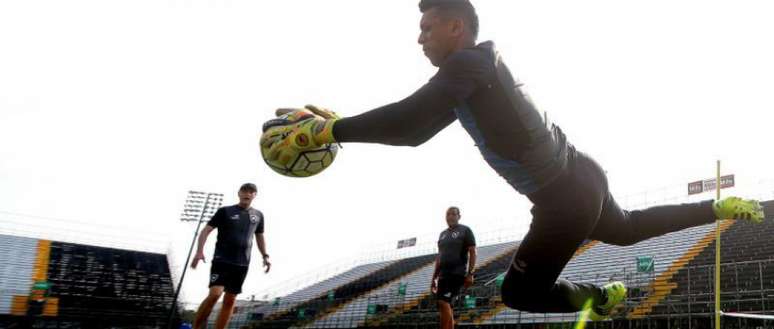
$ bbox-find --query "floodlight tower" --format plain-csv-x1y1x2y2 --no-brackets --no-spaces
167,191,224,328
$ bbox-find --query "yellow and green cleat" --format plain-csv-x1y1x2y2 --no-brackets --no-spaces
588,281,627,321
713,197,765,223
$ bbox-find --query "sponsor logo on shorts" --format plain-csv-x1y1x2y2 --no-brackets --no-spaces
210,274,219,283
444,292,452,298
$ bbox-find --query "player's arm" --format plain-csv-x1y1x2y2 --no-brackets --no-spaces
255,233,271,273
191,225,214,269
432,254,441,280
192,208,224,269
466,246,477,276
333,84,458,147
463,246,477,288
334,50,486,146
464,227,477,288
265,84,457,151
255,233,268,259
262,50,487,152
465,226,477,275
254,214,270,273
431,253,440,292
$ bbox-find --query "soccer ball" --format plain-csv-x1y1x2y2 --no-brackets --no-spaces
260,114,338,177
263,143,338,177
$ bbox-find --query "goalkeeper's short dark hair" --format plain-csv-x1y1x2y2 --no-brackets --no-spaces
239,183,257,193
418,0,479,39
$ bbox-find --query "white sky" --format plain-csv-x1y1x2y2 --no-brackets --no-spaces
2,0,774,305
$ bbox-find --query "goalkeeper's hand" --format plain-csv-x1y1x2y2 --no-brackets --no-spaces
260,105,339,167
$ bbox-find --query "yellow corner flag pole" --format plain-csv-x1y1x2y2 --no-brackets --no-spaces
715,160,721,329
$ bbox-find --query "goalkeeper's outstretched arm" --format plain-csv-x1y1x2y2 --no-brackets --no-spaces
333,83,457,147
333,50,487,147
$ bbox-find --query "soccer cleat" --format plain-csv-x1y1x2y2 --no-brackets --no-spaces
588,281,626,321
713,197,765,223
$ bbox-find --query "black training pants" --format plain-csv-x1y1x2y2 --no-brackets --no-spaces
500,149,716,313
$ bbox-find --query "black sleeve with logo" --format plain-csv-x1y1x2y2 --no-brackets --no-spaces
207,208,226,228
464,226,476,249
255,210,264,234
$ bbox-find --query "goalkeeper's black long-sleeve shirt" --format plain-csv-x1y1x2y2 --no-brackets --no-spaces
333,41,569,195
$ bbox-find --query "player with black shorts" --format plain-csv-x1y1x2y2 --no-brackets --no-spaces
432,206,476,329
190,183,271,329
260,0,765,320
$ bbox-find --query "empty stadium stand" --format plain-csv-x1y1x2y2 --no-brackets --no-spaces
0,233,175,328
0,235,40,316
250,254,437,328
241,260,397,325
253,261,396,318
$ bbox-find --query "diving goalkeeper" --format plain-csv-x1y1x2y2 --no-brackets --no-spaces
260,0,764,320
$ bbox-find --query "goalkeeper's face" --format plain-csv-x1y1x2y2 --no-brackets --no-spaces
418,8,460,67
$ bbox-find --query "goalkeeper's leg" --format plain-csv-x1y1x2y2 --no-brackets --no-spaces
500,199,612,314
589,189,764,246
501,151,610,313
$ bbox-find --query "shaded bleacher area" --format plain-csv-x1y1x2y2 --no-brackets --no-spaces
47,241,176,324
0,234,175,328
370,241,519,327
249,254,437,328
236,200,774,328
307,242,518,328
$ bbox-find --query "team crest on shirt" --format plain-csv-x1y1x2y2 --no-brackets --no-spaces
451,231,460,239
250,215,258,223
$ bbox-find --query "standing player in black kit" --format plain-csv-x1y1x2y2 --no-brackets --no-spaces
261,0,765,320
432,206,476,329
190,183,271,329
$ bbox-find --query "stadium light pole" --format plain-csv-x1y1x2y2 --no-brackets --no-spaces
167,190,224,329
